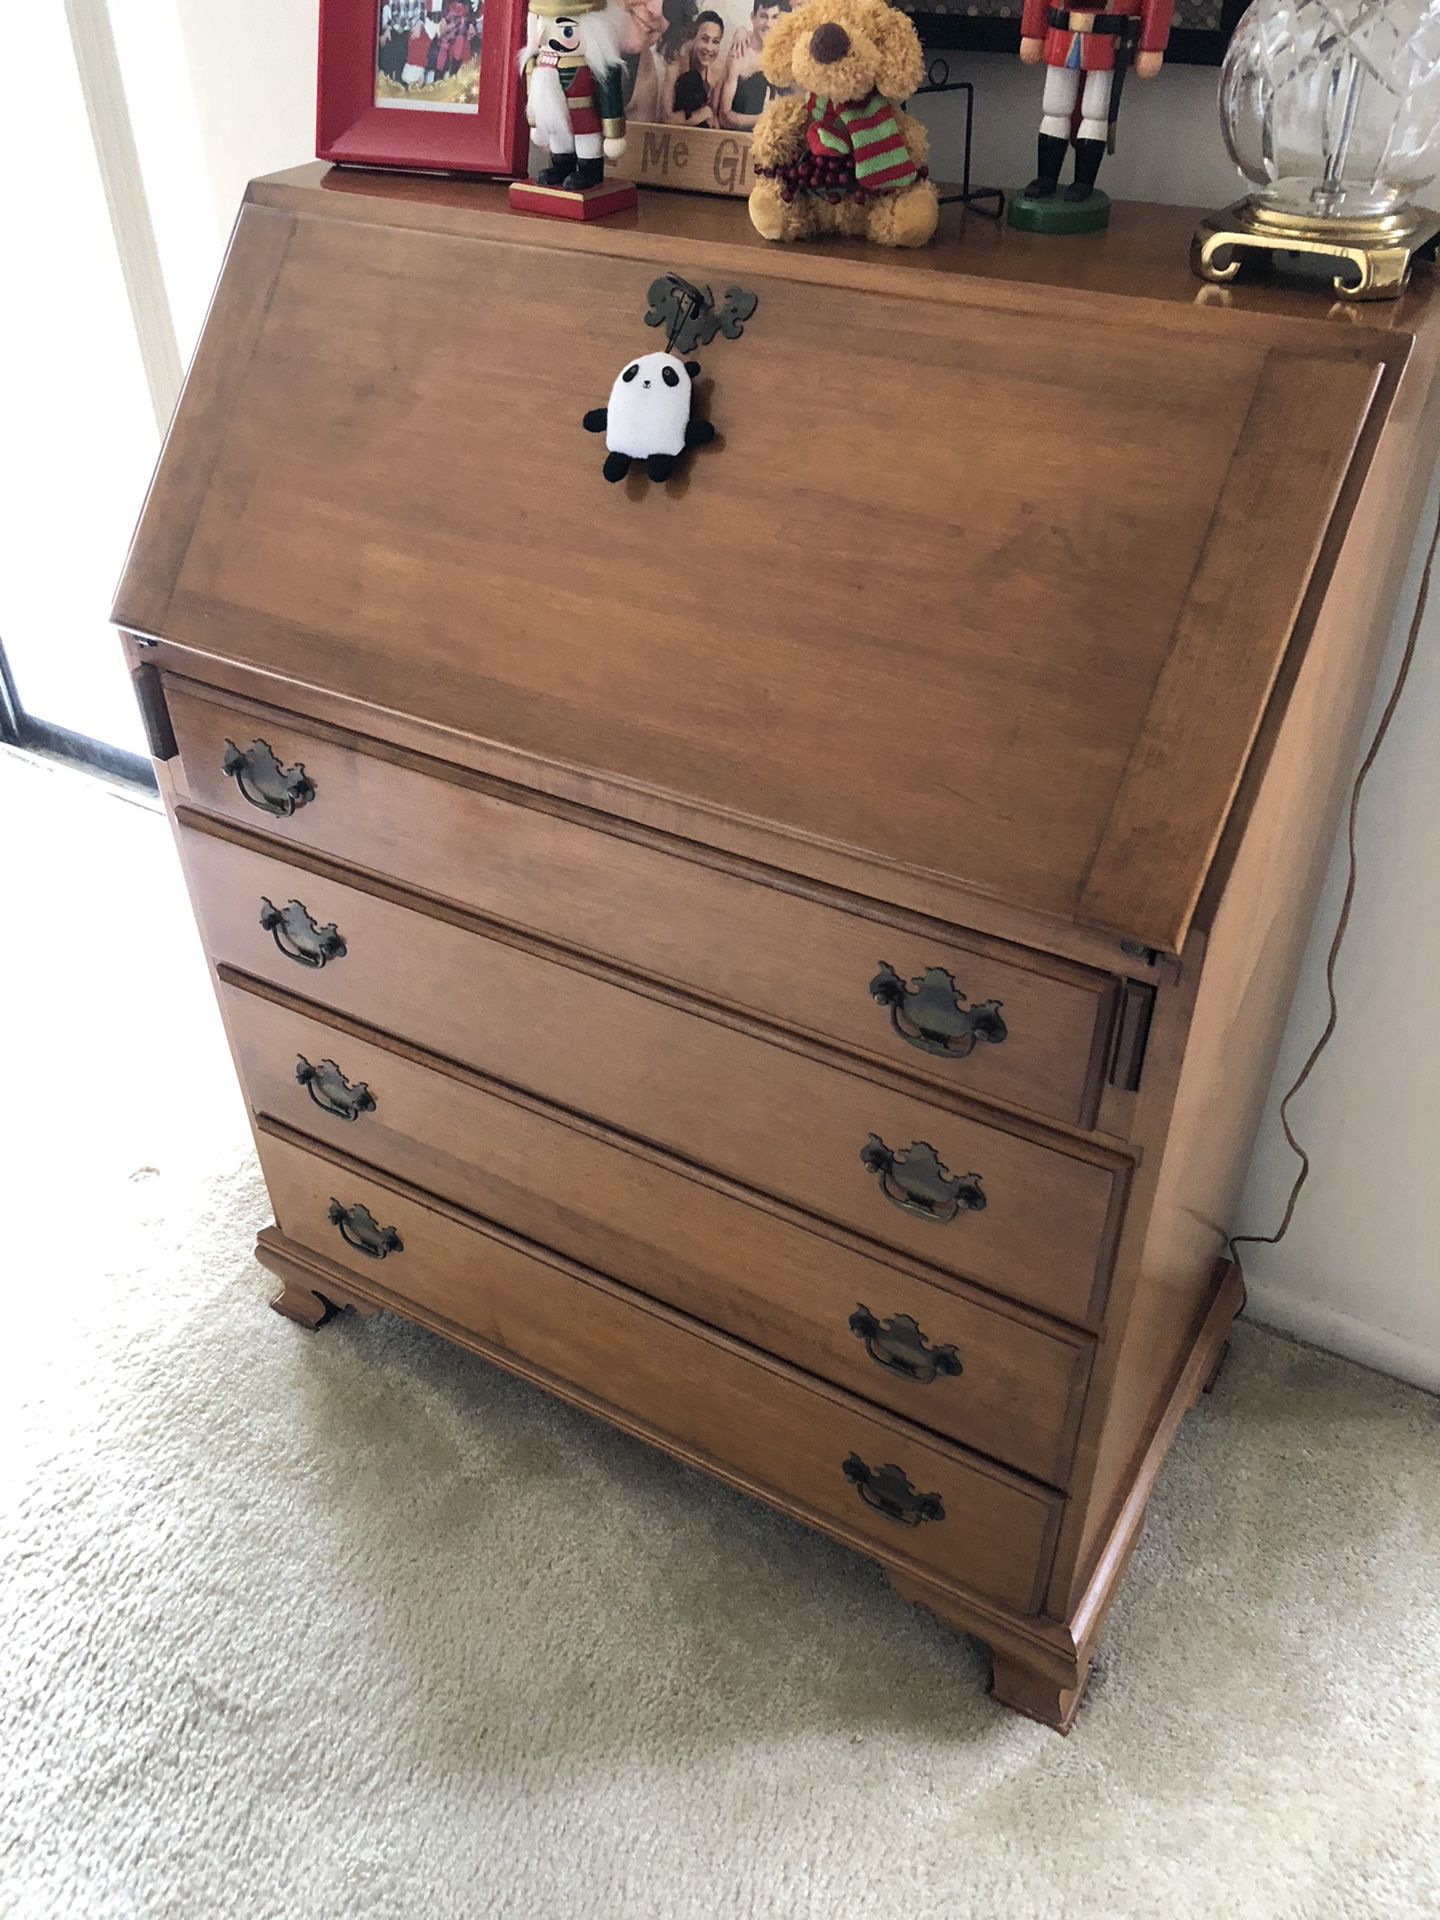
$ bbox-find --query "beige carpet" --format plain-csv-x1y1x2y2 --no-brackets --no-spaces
3,750,1439,1919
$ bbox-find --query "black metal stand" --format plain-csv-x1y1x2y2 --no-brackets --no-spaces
913,59,1005,219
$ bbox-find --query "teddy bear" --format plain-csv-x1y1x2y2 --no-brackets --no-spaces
747,0,938,249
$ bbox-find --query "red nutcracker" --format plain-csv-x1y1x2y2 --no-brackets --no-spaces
509,0,639,220
521,0,628,190
1016,0,1172,212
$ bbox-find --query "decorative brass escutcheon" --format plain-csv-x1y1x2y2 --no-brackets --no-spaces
644,274,758,353
869,962,1007,1060
296,1055,376,1122
841,1453,945,1526
860,1135,986,1224
327,1199,402,1259
259,897,347,969
849,1306,961,1384
222,738,316,817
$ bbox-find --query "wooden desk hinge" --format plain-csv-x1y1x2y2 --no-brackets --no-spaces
1107,979,1156,1093
131,660,177,762
1120,939,1161,967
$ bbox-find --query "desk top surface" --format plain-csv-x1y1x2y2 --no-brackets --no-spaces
115,169,1439,954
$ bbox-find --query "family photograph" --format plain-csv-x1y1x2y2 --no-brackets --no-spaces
375,0,484,110
613,0,793,131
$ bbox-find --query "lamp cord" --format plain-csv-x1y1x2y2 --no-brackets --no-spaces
1228,484,1440,1278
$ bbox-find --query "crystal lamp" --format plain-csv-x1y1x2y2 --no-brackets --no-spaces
1193,0,1440,300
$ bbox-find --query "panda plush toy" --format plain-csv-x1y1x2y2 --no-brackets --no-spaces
582,351,716,483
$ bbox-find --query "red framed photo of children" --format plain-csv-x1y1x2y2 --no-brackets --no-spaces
318,0,529,176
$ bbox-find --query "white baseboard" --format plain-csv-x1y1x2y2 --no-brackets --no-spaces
1243,1284,1440,1397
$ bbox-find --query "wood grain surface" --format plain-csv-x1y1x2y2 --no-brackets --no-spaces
114,173,1440,1728
113,177,1389,953
179,817,1130,1326
257,1125,1062,1614
224,975,1093,1484
169,676,1118,1127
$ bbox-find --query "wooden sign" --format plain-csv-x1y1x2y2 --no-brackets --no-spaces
613,125,756,198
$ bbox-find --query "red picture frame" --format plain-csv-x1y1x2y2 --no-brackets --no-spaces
317,0,529,178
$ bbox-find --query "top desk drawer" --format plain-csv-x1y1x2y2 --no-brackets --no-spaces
167,678,1117,1128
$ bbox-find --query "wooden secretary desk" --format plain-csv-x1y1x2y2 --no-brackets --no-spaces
113,167,1440,1730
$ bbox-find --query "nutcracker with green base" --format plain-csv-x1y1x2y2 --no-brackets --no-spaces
1009,0,1172,234
521,0,628,192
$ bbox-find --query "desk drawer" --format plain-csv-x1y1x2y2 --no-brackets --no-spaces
169,678,1115,1127
224,980,1092,1484
182,823,1127,1327
257,1129,1063,1615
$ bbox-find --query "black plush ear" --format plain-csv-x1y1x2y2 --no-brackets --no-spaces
603,450,631,481
646,452,677,482
583,407,608,433
684,417,716,449
684,361,701,379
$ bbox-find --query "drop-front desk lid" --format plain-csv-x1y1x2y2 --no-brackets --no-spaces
115,167,1408,956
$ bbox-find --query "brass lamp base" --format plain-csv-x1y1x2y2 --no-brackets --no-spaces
1191,198,1440,302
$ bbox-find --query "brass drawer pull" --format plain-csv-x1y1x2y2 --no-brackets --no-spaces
860,1135,986,1224
259,897,347,969
296,1055,376,1122
869,963,1006,1060
849,1306,961,1384
327,1199,402,1259
222,738,315,817
842,1453,945,1526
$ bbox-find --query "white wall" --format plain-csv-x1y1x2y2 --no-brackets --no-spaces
112,0,321,357
169,0,323,235
916,48,1240,209
0,5,159,752
114,7,1440,1391
1232,479,1440,1394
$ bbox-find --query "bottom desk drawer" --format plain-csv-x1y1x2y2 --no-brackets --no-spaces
257,1129,1062,1617
223,981,1091,1486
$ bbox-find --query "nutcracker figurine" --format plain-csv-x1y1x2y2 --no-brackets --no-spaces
1009,0,1172,233
511,0,637,218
